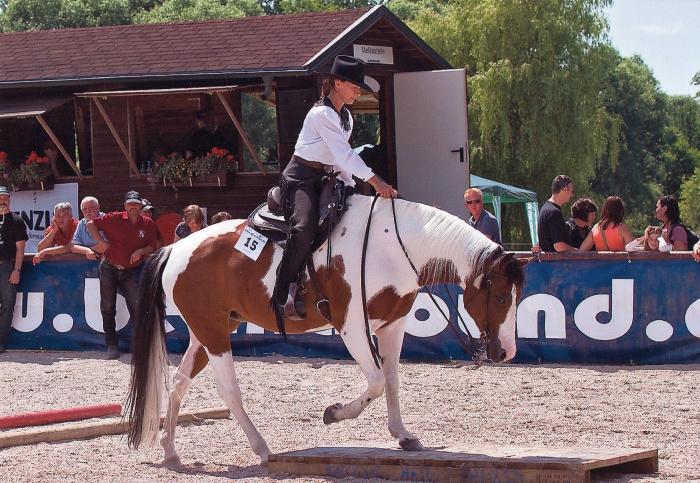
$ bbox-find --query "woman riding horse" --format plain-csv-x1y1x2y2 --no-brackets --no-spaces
271,55,398,325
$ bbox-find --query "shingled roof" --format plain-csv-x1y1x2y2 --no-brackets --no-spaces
0,8,374,86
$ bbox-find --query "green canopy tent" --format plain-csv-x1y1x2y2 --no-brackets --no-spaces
470,175,539,245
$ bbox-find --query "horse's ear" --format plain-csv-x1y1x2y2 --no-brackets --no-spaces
472,273,484,289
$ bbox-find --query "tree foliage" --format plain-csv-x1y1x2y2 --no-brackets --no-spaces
0,0,136,31
133,0,261,23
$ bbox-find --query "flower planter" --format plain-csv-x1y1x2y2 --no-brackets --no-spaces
157,170,233,190
12,175,55,192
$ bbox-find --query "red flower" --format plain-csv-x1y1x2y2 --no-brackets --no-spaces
210,147,229,158
0,151,8,166
226,154,234,161
25,151,49,165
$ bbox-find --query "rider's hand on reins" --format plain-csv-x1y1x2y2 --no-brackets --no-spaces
368,175,398,198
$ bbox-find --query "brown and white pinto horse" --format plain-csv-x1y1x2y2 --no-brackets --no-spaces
126,194,525,465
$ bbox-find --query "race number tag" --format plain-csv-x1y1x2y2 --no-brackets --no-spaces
235,226,268,261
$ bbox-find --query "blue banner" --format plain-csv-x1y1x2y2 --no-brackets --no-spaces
5,257,700,364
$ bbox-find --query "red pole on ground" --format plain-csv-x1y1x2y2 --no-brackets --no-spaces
0,403,122,430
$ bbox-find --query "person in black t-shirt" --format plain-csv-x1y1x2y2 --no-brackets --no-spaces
0,186,28,353
536,175,577,252
565,197,598,249
180,109,232,159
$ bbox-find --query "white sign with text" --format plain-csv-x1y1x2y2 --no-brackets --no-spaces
234,226,268,261
353,44,394,64
10,183,79,253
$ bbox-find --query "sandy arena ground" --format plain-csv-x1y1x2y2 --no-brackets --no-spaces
0,350,698,482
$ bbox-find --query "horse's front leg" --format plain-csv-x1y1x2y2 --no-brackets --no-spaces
375,318,424,451
323,315,386,424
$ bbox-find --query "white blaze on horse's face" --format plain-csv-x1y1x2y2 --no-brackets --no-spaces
497,285,518,362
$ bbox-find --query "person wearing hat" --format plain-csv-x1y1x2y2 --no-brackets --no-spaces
0,186,28,354
270,55,398,331
87,190,159,359
141,198,163,249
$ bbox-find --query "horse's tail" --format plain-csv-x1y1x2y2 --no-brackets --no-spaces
125,245,172,449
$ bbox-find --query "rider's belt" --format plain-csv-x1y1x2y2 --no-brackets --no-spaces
293,156,332,173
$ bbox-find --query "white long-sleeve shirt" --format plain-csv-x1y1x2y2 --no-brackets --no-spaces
293,104,374,186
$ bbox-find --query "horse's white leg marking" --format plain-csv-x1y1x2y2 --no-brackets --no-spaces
206,350,271,464
498,286,518,362
159,333,202,465
327,309,386,423
374,317,421,446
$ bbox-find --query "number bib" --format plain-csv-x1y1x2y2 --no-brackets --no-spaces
234,226,269,261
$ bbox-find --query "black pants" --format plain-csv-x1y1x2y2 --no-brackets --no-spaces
99,260,139,348
0,261,17,347
272,159,324,305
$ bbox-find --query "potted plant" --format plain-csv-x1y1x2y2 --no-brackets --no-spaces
11,151,54,191
150,147,236,189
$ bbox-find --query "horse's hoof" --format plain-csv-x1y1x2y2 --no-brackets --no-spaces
399,438,425,451
323,403,343,425
161,454,182,466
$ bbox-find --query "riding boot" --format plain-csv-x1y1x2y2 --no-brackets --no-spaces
282,282,306,320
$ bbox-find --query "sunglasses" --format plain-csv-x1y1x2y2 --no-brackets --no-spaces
465,199,482,205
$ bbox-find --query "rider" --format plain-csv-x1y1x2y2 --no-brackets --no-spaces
271,55,398,329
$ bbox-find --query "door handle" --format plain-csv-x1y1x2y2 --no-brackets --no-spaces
451,147,465,163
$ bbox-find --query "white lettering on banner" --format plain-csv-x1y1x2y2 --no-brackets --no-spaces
574,279,634,340
84,278,129,333
646,320,673,342
684,299,700,337
11,292,44,332
516,294,567,339
405,292,449,337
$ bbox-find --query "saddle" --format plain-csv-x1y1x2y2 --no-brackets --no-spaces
247,173,353,250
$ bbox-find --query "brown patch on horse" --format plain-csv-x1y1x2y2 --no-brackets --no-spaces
173,223,351,355
418,258,460,286
368,286,417,329
188,346,209,378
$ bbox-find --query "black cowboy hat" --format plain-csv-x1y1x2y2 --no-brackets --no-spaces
328,55,379,93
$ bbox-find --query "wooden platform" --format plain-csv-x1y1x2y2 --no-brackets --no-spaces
268,444,658,482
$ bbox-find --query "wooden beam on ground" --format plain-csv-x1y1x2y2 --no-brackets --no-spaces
0,407,230,449
215,91,266,172
0,403,121,430
35,115,83,179
91,97,141,178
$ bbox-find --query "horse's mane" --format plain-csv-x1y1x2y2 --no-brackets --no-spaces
348,195,501,284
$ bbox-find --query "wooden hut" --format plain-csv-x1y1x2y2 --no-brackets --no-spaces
0,6,466,224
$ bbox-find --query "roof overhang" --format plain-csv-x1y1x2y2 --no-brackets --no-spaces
76,85,241,98
0,96,73,119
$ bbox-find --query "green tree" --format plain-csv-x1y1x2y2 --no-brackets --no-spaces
133,0,262,23
680,163,700,229
667,96,700,150
0,0,136,31
261,0,379,15
403,0,618,242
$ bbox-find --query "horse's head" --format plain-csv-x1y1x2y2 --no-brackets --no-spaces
462,251,525,363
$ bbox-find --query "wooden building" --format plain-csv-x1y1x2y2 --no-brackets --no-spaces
0,6,465,220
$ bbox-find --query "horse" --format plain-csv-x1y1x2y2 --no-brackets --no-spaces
126,194,525,465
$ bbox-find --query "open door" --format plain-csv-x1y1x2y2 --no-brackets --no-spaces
394,69,468,218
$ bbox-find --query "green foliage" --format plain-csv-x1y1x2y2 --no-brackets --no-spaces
133,0,261,23
0,0,135,31
262,0,380,15
241,93,277,171
151,147,235,184
667,96,700,150
680,166,700,229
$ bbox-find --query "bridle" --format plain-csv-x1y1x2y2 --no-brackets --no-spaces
359,195,510,369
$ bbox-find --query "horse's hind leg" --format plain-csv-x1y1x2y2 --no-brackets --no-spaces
160,334,208,465
375,318,424,451
207,349,271,464
323,316,386,424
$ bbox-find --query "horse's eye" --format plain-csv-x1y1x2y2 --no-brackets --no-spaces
495,295,505,304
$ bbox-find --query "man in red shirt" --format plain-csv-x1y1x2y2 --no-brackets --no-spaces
87,190,158,359
32,202,79,265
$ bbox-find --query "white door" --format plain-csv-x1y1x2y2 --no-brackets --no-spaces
394,69,468,218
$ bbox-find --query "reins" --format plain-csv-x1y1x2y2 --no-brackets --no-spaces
358,195,496,370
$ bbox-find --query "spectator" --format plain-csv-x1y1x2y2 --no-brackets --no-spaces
464,187,501,245
173,205,207,242
33,202,78,264
579,196,635,251
71,196,105,261
179,109,231,160
656,195,688,251
211,211,232,224
141,198,162,249
536,175,576,252
0,186,28,354
626,226,670,252
87,190,158,359
566,197,598,249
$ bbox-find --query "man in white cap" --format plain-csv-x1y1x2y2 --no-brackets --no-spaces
0,186,28,354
